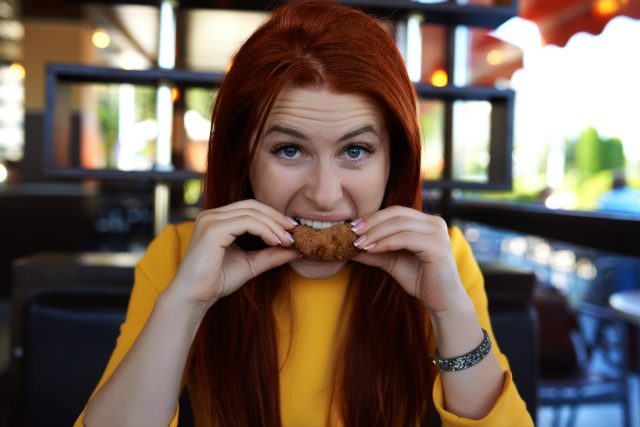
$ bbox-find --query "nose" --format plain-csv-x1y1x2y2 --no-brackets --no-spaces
304,159,343,210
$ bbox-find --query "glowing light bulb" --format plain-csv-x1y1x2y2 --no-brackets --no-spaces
593,0,620,16
92,29,111,49
430,69,448,87
486,49,504,65
8,62,25,80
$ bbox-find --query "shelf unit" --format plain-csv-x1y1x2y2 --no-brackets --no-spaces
42,63,224,182
70,0,518,27
44,0,519,230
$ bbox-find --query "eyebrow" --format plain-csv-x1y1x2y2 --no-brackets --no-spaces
265,124,379,142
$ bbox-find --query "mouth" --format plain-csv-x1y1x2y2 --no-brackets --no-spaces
295,217,351,230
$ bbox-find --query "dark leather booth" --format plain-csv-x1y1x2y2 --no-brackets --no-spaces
10,254,537,426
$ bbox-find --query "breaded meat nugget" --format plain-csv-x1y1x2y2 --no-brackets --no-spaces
292,223,360,261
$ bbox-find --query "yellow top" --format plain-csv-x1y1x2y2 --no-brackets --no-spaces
76,222,533,427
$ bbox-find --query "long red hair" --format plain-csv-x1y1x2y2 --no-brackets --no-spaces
192,1,431,425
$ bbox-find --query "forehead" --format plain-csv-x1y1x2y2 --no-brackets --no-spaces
265,87,386,133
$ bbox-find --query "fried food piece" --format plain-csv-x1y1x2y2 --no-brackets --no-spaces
292,223,360,261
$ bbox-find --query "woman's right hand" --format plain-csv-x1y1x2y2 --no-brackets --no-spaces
167,199,299,310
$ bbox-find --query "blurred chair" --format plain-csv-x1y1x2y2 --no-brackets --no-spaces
536,285,631,427
10,252,194,427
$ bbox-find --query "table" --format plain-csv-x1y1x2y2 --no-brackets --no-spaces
609,289,640,326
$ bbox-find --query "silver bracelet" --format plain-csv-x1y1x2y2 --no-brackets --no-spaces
432,329,492,372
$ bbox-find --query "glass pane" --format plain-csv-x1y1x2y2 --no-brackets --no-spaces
52,82,157,171
184,9,268,72
418,99,445,181
419,24,448,86
181,87,216,173
0,63,24,164
452,100,492,183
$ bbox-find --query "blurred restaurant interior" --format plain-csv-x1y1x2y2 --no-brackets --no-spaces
1,0,640,425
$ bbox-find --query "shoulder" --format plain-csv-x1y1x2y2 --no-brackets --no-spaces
142,221,194,260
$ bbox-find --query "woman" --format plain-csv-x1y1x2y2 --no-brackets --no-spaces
79,1,533,426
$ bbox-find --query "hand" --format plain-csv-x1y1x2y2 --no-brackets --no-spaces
350,206,469,315
168,200,299,309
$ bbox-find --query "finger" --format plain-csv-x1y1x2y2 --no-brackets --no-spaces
205,199,298,229
358,231,441,261
352,206,446,236
207,215,290,248
353,217,440,252
199,210,295,248
363,231,429,254
245,247,301,279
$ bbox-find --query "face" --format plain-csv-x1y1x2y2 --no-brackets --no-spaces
249,87,391,278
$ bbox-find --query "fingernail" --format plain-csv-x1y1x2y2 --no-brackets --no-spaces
363,243,377,251
353,236,367,247
286,216,298,226
285,231,295,243
351,222,364,232
273,233,282,245
351,218,363,226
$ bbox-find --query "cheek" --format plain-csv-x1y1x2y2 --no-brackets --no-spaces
347,162,389,211
250,161,302,207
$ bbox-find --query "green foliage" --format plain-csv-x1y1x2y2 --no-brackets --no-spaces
186,88,216,120
567,127,625,183
97,85,119,168
476,127,630,211
134,86,156,121
576,169,615,209
600,137,625,171
574,127,601,180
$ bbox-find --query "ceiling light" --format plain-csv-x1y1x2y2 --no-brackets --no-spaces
486,49,504,65
92,29,111,49
8,62,24,80
593,0,621,17
430,69,448,87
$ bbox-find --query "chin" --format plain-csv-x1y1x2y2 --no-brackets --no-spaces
288,258,348,279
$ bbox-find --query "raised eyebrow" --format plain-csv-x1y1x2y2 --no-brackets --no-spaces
265,124,379,142
265,125,308,140
338,125,379,142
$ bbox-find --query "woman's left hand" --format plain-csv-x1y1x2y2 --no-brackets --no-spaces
350,206,469,315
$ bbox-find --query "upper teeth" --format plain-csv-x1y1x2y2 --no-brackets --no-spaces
298,218,346,229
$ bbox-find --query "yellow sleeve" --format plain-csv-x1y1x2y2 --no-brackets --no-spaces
430,227,534,427
74,223,190,427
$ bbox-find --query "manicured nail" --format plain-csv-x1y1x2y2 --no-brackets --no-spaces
285,231,295,243
351,218,363,226
273,233,282,245
353,236,367,247
363,243,377,251
286,216,299,226
351,222,364,232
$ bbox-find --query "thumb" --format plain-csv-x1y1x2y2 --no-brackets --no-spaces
245,247,301,278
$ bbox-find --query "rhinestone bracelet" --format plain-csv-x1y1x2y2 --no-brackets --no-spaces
432,329,492,373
